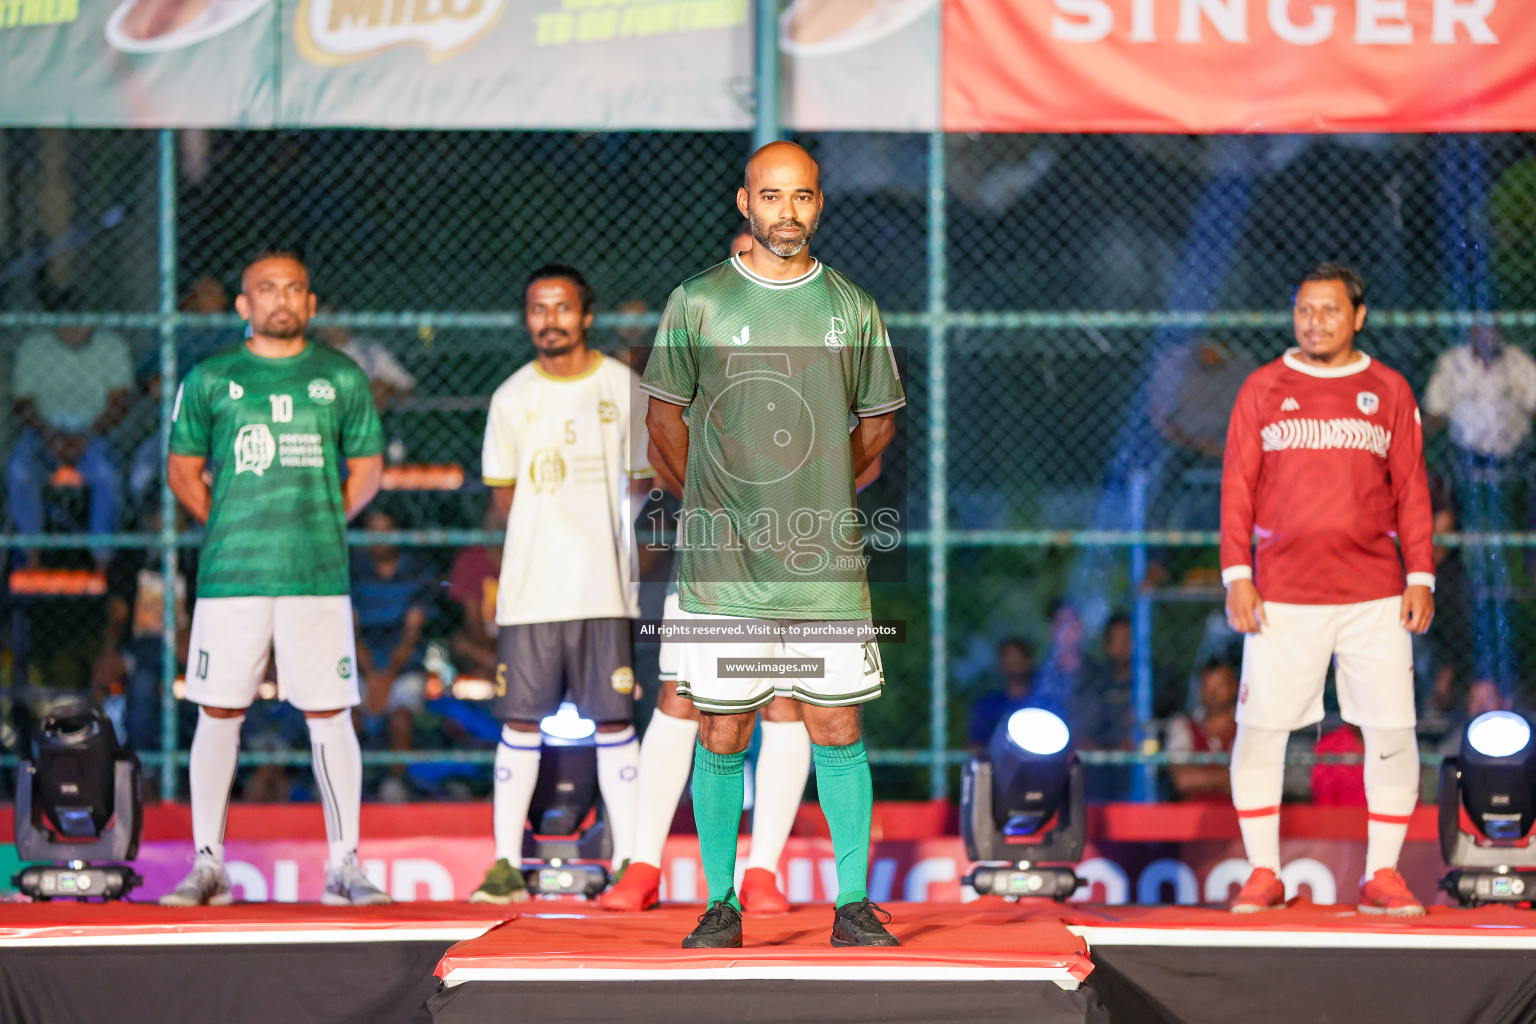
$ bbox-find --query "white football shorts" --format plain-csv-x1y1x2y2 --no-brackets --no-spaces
186,595,361,712
668,604,885,715
1237,595,1415,732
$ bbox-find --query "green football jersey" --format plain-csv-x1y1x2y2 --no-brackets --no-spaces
170,342,384,597
640,256,905,620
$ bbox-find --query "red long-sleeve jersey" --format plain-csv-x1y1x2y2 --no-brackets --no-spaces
1220,350,1435,605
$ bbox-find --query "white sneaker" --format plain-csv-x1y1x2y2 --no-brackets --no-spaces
160,852,234,907
323,853,392,906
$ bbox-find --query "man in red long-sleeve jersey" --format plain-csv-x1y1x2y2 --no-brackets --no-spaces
1221,262,1434,917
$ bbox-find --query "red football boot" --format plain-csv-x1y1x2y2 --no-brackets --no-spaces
739,867,790,915
1358,868,1425,917
1230,867,1285,914
597,861,661,912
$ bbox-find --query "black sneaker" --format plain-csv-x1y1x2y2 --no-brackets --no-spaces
682,890,744,949
831,899,899,947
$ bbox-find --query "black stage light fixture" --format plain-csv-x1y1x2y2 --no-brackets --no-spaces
962,708,1083,901
12,698,142,901
521,702,612,898
1440,710,1536,906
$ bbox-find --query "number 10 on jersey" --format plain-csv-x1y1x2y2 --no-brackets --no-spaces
270,394,293,422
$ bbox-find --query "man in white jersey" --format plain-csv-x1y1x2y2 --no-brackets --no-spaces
470,265,654,903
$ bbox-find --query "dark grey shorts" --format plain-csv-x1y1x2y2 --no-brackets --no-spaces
493,618,636,725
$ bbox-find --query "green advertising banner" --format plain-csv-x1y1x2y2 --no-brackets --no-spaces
0,0,939,129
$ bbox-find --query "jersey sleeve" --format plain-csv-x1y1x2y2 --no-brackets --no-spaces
338,365,385,459
638,286,699,407
481,382,520,487
1219,374,1263,586
1389,377,1436,589
169,366,212,457
854,301,906,416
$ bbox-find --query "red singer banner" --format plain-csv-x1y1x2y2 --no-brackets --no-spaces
943,0,1536,133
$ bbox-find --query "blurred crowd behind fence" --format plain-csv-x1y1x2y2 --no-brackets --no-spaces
2,127,1536,802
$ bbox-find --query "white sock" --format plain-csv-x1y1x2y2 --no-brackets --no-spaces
632,710,698,867
190,709,243,863
306,713,363,868
494,726,542,864
1231,723,1289,872
747,719,811,874
1362,726,1419,876
596,726,641,866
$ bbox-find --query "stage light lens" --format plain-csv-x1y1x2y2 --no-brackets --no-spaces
1467,711,1531,758
540,702,596,741
1006,708,1070,757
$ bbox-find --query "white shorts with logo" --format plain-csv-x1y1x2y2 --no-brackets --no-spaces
669,605,885,714
187,595,360,712
1238,595,1414,732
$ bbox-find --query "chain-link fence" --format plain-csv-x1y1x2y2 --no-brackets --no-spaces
2,127,1535,801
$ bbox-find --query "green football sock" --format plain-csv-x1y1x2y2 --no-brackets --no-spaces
691,742,745,911
812,739,874,908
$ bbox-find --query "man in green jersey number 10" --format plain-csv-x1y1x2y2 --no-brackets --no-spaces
159,250,391,907
641,143,904,948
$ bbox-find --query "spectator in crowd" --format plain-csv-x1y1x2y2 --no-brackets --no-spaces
128,276,238,514
967,637,1037,754
1311,724,1367,807
351,507,436,802
1030,600,1086,714
1164,661,1238,802
319,308,416,411
448,499,505,680
1069,613,1135,752
1147,337,1259,531
8,294,132,566
92,502,194,763
1422,325,1536,689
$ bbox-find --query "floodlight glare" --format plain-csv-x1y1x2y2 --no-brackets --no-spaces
1467,712,1532,759
540,702,597,743
1006,708,1070,757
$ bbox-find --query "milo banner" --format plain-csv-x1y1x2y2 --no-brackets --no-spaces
0,0,940,128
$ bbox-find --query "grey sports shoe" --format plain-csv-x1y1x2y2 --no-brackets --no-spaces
160,851,234,907
323,853,393,906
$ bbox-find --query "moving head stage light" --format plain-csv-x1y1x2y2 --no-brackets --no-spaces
962,708,1083,901
522,702,612,898
13,699,142,901
1440,710,1536,907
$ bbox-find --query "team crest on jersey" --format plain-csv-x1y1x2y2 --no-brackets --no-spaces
234,424,276,476
229,381,245,401
1280,397,1299,411
337,657,352,679
730,325,751,347
824,316,848,352
529,448,566,493
1356,391,1380,415
308,379,336,405
611,666,635,695
597,400,619,423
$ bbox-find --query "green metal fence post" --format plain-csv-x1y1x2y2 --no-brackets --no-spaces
927,131,949,800
158,128,180,795
754,1,781,149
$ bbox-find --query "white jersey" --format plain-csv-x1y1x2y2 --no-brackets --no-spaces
482,354,652,626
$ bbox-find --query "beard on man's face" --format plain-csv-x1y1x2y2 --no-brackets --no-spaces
259,310,306,340
750,207,819,259
535,327,581,358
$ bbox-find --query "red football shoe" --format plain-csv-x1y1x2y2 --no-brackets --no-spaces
1358,868,1425,917
1230,867,1285,914
739,867,790,915
597,861,661,912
